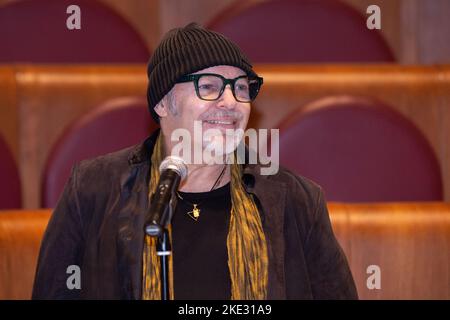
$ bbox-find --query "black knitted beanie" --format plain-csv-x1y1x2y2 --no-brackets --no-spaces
146,22,258,123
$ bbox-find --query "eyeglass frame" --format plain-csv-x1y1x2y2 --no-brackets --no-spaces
175,72,264,103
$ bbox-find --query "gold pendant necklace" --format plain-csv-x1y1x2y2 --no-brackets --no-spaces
175,192,202,221
188,203,201,221
176,165,227,222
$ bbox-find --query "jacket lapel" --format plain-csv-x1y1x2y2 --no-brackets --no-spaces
116,162,148,299
116,135,155,299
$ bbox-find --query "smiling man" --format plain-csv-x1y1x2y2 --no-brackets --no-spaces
32,23,357,300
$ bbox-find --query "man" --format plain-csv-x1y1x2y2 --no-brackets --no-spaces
32,23,357,299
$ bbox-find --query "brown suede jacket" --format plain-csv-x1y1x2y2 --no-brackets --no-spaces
32,131,357,300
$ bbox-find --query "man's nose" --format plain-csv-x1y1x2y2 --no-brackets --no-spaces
217,84,237,109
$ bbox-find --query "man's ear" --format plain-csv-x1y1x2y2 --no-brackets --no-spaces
154,99,168,118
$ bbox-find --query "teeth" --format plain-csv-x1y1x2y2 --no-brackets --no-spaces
205,120,233,125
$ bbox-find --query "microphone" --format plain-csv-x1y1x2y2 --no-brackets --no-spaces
144,156,188,237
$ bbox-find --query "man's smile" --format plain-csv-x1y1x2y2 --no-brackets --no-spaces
202,118,238,130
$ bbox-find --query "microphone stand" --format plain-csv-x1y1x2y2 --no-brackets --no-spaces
148,192,178,300
156,228,171,300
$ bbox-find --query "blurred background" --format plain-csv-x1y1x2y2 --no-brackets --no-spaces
0,0,449,300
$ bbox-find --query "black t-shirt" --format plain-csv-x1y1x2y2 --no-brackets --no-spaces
172,182,232,300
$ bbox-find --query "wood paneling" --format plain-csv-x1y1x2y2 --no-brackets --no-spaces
0,209,50,299
329,202,450,299
1,203,449,299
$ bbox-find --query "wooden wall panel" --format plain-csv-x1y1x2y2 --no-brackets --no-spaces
329,202,450,299
0,210,50,299
2,203,449,299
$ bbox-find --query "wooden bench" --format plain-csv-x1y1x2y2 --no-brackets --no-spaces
1,203,449,299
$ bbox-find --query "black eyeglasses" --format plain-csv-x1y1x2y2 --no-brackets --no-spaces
175,73,263,103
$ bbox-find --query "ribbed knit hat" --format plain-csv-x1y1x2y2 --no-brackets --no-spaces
147,22,258,123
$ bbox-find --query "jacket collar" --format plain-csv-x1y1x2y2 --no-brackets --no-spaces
121,129,287,299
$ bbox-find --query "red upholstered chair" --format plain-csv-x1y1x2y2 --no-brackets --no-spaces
0,0,150,63
0,135,21,209
207,0,394,62
277,96,443,202
41,97,159,208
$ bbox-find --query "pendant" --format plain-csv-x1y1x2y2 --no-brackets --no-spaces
187,204,200,221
